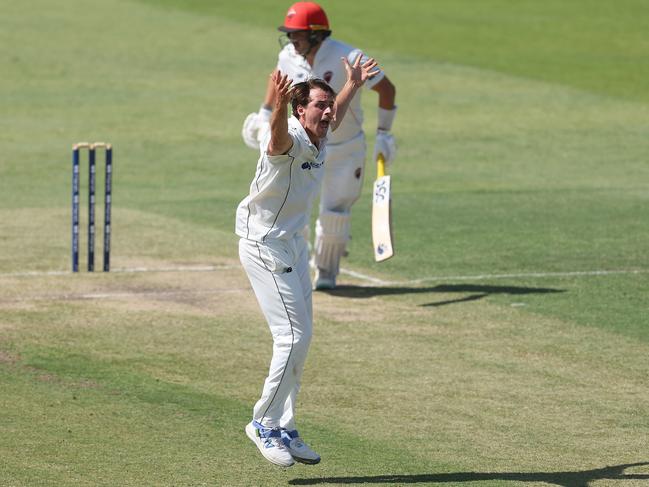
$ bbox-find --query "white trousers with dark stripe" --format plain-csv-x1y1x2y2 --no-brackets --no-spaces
239,235,312,430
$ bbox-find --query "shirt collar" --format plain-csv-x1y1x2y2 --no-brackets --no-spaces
289,116,327,153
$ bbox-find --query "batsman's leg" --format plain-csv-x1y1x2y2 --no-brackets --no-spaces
313,136,366,289
313,211,351,289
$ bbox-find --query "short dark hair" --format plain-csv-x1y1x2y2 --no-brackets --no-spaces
291,78,336,117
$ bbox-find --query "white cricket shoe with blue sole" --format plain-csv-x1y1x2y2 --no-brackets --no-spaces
281,429,321,464
245,421,295,467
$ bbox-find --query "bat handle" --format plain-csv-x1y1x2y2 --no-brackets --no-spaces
377,153,386,178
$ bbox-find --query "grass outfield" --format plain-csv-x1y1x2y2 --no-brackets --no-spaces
1,0,648,485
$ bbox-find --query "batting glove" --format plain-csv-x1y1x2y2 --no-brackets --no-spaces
374,129,396,166
241,107,272,150
241,112,260,149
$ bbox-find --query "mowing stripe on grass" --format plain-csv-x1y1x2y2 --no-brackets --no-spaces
1,266,647,285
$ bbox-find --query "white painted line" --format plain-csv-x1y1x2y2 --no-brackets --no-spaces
1,270,70,277
338,268,389,285
0,264,239,278
111,265,239,273
0,288,249,303
340,267,649,287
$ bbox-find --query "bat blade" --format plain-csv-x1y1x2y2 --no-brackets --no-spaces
372,154,394,262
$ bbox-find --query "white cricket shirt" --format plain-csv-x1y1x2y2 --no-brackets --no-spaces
277,38,384,145
236,116,327,242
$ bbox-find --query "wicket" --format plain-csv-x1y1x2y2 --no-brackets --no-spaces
72,142,113,272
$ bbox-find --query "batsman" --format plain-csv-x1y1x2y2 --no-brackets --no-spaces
242,1,397,289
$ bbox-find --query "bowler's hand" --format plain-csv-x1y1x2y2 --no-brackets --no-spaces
268,70,293,155
272,71,293,108
342,53,380,86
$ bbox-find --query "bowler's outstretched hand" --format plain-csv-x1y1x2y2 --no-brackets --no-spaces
272,70,293,108
342,53,380,87
332,54,380,131
268,70,294,155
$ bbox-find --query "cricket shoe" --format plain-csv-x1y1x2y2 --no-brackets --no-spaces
281,429,321,464
313,269,336,290
245,421,295,467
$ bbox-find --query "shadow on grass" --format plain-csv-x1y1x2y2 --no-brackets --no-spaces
320,284,564,307
289,461,649,486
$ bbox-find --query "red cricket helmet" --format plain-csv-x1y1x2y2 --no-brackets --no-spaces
278,2,330,32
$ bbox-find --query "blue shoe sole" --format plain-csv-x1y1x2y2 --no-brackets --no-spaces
292,455,321,465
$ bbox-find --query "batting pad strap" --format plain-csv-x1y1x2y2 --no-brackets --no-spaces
377,106,397,132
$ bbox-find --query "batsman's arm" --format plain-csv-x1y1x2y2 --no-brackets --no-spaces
240,71,276,150
267,71,293,156
371,76,396,112
262,70,278,111
371,75,397,165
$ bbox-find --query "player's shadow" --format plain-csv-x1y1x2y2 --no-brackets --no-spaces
322,283,564,307
289,461,649,486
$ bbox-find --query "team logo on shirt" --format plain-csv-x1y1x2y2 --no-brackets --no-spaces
301,161,323,170
323,71,333,83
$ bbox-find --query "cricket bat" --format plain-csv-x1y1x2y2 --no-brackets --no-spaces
372,153,394,262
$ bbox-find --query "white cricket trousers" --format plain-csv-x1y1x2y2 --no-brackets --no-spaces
239,234,312,430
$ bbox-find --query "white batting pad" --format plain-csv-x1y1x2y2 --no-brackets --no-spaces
314,211,351,275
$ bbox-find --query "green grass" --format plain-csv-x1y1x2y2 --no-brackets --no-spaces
1,0,648,485
136,0,649,103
